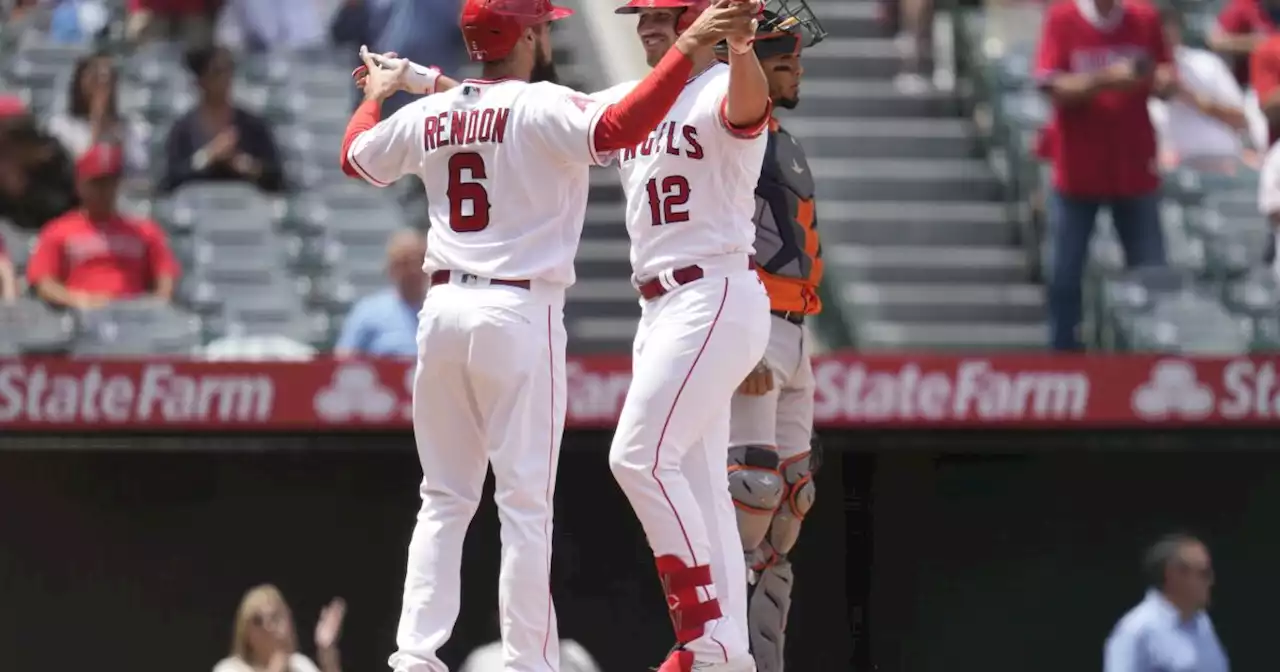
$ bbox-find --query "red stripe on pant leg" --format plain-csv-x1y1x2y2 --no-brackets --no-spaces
649,277,732,662
541,306,555,668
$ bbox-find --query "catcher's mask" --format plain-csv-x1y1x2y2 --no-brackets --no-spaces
716,0,828,60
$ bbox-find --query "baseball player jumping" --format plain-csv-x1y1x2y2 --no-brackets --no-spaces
339,1,758,670
589,1,815,669
722,8,827,672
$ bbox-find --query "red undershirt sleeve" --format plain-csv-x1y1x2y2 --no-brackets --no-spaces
340,100,383,181
592,48,695,153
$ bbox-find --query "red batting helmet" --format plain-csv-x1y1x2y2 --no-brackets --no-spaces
614,0,711,33
460,0,573,62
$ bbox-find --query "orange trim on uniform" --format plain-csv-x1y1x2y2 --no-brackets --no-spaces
760,196,824,315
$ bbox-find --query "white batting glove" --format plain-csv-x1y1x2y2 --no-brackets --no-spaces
352,52,441,95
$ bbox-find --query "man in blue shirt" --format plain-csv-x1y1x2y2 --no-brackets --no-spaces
1105,533,1229,672
335,229,425,358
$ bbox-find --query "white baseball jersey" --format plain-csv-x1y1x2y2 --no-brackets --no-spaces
346,79,612,287
595,63,768,279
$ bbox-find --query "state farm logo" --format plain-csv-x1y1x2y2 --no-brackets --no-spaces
812,359,1090,421
314,363,397,422
565,360,631,422
0,363,274,423
1131,360,1214,420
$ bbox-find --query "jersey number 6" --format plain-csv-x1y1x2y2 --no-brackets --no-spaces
645,175,691,226
447,152,491,232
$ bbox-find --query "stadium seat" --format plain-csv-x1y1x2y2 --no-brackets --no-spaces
1122,291,1249,354
0,219,34,271
1193,224,1270,279
162,183,284,235
201,334,318,361
73,299,202,356
124,41,189,89
221,298,331,348
1222,270,1280,350
0,299,75,354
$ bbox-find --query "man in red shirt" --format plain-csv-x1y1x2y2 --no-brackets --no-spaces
1035,0,1173,350
1213,0,1280,86
1252,34,1280,148
26,144,180,311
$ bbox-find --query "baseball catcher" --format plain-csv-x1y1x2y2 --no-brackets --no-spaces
722,2,827,670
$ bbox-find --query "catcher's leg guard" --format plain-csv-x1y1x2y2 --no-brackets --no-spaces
768,452,815,557
655,555,723,645
747,451,814,672
728,445,786,555
748,557,794,672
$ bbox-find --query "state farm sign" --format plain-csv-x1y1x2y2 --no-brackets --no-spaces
0,362,275,425
813,358,1090,423
1133,358,1280,421
2,354,1280,432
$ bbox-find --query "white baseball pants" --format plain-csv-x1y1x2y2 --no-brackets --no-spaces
390,279,568,672
608,267,771,665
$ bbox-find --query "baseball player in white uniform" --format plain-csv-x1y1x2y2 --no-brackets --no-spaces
338,1,756,670
594,2,800,670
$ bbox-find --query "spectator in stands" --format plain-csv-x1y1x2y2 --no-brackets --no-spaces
215,0,326,52
0,98,79,233
1150,6,1251,172
160,45,285,194
47,0,111,45
1211,0,1280,87
126,0,216,47
3,0,48,40
1103,533,1227,672
0,235,16,303
1035,0,1173,351
335,228,425,358
894,0,934,94
1251,34,1280,148
1256,131,1280,278
329,0,466,116
46,53,148,176
26,144,179,310
213,584,346,672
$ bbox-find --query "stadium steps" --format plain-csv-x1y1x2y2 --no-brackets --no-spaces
805,0,1044,350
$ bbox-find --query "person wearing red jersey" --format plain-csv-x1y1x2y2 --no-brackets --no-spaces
1251,34,1280,147
26,144,180,311
1035,0,1173,351
1212,0,1280,86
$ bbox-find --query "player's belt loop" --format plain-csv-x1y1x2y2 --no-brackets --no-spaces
657,269,680,292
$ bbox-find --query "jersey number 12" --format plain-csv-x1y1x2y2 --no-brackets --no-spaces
447,152,491,232
646,175,691,226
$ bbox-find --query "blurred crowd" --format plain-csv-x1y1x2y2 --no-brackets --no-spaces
0,0,458,358
1019,0,1280,351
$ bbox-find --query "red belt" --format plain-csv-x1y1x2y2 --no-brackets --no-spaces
430,270,531,290
637,259,756,301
